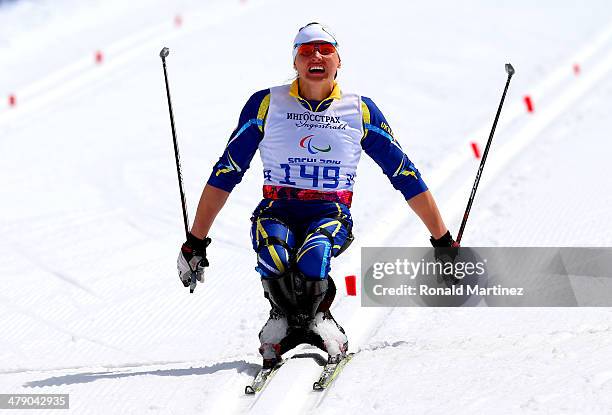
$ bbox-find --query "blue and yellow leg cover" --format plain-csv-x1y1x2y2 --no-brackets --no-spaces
251,217,296,278
295,217,351,280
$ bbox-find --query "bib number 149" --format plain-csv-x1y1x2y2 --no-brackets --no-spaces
279,164,343,189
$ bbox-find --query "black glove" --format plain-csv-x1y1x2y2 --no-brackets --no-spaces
430,231,459,248
430,231,460,285
177,233,211,288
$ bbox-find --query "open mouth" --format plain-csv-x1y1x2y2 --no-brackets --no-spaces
308,66,325,74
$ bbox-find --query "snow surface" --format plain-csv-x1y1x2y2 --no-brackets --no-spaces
2,0,612,414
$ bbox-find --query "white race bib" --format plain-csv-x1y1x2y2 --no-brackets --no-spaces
259,85,364,193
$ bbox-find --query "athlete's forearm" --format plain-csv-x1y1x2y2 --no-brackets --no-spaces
407,190,448,239
190,184,230,239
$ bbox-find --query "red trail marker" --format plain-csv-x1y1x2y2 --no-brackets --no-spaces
344,275,357,296
8,94,16,107
174,15,182,27
470,141,481,159
573,63,581,75
524,95,534,113
95,50,104,64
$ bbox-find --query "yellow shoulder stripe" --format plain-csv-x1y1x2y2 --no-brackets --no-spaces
257,94,270,132
361,101,370,140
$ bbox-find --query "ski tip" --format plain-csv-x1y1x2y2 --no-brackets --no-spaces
245,385,255,395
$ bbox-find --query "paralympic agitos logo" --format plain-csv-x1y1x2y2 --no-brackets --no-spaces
299,135,331,154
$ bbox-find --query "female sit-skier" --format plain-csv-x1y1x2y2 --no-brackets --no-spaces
177,22,457,369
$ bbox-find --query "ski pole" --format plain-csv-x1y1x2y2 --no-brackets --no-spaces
159,46,198,293
456,63,515,244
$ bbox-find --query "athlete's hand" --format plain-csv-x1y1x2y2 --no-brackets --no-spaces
430,231,460,285
177,233,211,288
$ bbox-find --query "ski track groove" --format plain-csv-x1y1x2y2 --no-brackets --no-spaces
9,244,100,298
0,293,128,356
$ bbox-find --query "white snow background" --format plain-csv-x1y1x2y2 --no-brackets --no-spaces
2,0,612,414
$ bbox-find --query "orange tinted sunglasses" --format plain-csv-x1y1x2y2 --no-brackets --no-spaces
296,42,337,57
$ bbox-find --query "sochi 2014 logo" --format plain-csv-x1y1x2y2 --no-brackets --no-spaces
299,135,331,154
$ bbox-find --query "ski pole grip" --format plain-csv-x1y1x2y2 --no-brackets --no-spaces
160,47,170,59
505,63,515,77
